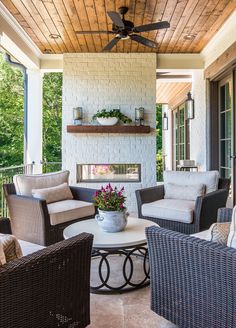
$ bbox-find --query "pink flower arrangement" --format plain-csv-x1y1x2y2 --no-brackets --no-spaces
93,183,126,211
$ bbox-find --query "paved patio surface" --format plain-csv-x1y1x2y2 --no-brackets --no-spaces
89,286,177,328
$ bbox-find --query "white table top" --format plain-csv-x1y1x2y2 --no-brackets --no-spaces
63,217,159,249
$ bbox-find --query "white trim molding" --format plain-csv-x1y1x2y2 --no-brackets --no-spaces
0,2,41,58
201,10,236,68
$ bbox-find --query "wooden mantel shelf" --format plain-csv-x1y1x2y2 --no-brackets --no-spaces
67,125,151,134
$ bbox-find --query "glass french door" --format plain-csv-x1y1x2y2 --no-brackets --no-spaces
219,76,233,204
172,103,190,169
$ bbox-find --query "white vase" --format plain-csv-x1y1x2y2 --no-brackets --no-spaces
97,117,118,126
95,209,128,232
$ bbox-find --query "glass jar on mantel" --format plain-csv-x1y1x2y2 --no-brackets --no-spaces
135,107,144,126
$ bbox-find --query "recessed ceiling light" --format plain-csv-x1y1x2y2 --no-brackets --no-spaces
184,34,196,40
49,34,61,39
44,48,53,54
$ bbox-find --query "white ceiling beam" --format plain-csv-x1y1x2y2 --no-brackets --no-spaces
201,10,236,68
0,2,41,69
156,54,204,70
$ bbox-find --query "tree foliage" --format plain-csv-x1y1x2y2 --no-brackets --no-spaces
42,73,62,162
0,53,24,167
156,104,163,181
0,55,62,167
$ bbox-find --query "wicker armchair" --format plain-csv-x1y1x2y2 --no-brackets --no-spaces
136,177,230,234
146,208,235,328
4,183,97,246
0,218,93,328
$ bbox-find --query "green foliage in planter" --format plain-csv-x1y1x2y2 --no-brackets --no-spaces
93,109,132,124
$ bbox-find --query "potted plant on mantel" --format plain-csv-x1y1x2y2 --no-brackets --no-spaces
93,183,129,232
92,109,132,126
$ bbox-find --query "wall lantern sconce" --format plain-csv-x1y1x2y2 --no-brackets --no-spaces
162,104,169,131
135,107,144,126
73,107,83,125
186,92,194,119
162,112,168,130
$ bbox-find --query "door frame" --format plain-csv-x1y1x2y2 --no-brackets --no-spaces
207,67,236,205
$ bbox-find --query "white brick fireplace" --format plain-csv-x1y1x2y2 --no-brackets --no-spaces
62,53,156,212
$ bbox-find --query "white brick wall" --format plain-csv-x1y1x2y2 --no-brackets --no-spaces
62,53,157,212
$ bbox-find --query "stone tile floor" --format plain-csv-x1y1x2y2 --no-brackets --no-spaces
89,287,177,328
88,240,178,328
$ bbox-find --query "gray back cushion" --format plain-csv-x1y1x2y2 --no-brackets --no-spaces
163,170,219,194
13,170,70,196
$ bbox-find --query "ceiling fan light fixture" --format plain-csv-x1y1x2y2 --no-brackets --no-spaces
49,33,61,39
118,34,130,40
184,34,196,40
44,48,53,54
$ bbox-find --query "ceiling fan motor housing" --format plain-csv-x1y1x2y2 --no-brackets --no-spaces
112,20,134,33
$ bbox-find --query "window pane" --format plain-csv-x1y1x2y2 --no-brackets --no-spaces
181,112,184,126
225,83,231,110
220,140,231,168
220,86,225,112
225,109,231,139
180,144,184,160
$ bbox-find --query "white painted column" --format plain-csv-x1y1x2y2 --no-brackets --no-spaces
26,69,43,173
190,70,207,171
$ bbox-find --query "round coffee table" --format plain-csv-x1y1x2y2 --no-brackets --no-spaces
64,217,158,294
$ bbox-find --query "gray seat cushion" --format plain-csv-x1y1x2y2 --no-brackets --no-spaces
19,240,45,256
47,199,95,226
192,229,212,241
141,199,195,223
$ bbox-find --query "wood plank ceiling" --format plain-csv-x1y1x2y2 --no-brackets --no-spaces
1,0,236,54
156,81,191,108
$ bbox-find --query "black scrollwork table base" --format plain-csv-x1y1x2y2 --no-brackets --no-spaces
90,243,149,294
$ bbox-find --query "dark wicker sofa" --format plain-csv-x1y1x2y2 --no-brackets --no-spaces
136,177,230,234
4,183,97,246
0,218,93,328
146,207,235,328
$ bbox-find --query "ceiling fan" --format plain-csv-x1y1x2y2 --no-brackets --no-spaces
75,6,170,51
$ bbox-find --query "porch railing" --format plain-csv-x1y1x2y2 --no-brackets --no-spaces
0,164,33,218
42,161,62,173
0,162,62,218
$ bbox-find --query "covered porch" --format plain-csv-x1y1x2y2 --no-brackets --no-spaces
1,1,236,328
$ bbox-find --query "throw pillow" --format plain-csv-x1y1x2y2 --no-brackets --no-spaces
164,183,205,201
0,242,6,266
211,222,231,246
0,234,23,265
32,182,73,204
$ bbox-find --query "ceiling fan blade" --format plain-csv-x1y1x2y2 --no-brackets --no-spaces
107,11,125,29
76,30,115,34
130,34,157,48
102,37,120,52
134,21,170,33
